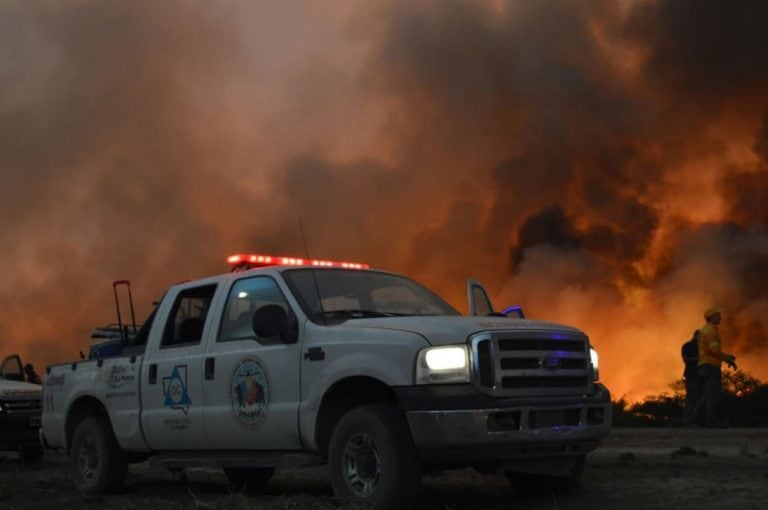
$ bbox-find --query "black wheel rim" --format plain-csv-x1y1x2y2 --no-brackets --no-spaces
77,433,100,483
342,432,382,498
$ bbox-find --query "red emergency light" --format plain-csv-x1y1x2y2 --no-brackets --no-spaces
227,253,369,271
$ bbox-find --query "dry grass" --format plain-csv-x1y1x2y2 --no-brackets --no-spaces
2,429,768,510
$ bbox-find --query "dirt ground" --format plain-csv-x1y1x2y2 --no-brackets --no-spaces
1,428,767,510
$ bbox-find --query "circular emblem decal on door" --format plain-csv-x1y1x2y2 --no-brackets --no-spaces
230,357,271,428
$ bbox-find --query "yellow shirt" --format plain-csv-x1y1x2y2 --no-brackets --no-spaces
697,323,730,367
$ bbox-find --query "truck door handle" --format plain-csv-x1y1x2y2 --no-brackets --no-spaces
304,347,325,361
148,363,157,385
205,357,215,380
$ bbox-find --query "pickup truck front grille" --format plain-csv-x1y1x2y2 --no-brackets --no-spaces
502,376,588,389
471,331,592,397
0,399,42,429
2,399,41,413
497,339,584,352
500,358,587,370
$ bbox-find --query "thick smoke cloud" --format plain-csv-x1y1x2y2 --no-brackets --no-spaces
363,0,768,396
1,0,767,399
511,206,581,268
625,0,768,103
0,2,310,362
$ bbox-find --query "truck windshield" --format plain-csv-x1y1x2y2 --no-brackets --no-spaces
283,269,459,323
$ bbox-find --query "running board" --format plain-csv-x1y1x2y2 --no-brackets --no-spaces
149,450,324,469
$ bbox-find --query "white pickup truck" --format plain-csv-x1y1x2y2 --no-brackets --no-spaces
42,254,610,509
1,354,43,462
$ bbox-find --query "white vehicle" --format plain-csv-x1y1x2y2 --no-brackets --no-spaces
42,254,610,508
1,354,43,462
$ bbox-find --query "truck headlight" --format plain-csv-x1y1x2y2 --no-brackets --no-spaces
416,345,470,384
590,347,599,382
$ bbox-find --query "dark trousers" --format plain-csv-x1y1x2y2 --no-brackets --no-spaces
682,376,703,425
698,364,722,427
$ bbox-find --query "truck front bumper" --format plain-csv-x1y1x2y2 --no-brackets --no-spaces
394,383,611,464
0,412,42,451
0,397,42,451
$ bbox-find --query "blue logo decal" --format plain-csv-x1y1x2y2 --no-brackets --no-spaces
163,365,191,414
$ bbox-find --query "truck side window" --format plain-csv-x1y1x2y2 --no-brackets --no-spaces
161,284,217,348
218,276,293,344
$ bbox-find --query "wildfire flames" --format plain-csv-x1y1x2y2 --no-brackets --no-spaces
1,1,767,400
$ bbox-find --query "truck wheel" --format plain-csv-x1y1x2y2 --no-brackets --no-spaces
223,467,275,491
505,455,585,494
70,416,128,495
20,445,44,464
328,404,421,509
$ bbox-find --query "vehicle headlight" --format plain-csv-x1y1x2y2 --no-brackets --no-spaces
416,345,470,384
590,347,599,382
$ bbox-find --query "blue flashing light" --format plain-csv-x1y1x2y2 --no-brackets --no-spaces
502,305,525,318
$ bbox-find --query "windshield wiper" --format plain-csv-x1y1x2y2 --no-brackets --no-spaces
312,309,405,321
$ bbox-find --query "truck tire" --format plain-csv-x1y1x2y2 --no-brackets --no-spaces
328,404,421,509
20,445,44,464
69,416,128,495
223,467,275,491
505,455,585,494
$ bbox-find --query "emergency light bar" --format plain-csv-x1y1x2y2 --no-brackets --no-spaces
227,253,369,271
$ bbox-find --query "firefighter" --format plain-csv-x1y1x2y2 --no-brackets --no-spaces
680,330,702,426
24,363,42,385
697,308,736,428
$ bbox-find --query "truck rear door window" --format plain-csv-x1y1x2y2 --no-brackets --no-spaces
161,285,217,348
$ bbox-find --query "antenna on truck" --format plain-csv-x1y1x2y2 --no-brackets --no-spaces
299,218,328,325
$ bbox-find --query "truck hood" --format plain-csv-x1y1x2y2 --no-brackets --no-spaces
334,315,584,345
0,379,42,400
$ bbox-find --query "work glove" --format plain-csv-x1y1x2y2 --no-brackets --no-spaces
726,354,737,370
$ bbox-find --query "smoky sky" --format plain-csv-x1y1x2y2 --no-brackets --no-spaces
1,0,767,398
625,0,768,104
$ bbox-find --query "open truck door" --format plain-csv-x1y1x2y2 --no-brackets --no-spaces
0,354,24,382
467,280,526,318
467,279,495,316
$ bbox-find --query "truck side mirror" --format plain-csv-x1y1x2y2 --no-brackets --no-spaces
252,304,290,338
